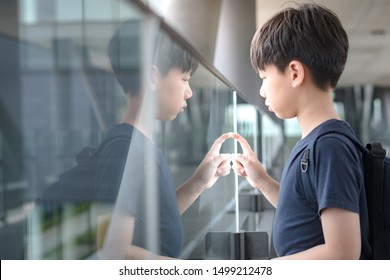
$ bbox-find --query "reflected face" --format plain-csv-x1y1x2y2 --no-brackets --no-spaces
155,68,193,121
259,64,296,119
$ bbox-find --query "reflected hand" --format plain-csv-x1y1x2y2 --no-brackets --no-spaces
231,133,267,190
191,132,232,190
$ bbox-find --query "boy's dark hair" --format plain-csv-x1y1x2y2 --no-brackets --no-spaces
250,3,348,90
108,20,198,96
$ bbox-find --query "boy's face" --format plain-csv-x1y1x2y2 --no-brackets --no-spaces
154,68,193,121
258,64,297,119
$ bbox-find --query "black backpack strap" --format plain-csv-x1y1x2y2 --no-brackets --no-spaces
92,127,133,157
73,134,130,164
366,142,386,259
301,144,318,211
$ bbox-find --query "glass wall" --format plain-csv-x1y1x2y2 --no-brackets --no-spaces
0,0,284,260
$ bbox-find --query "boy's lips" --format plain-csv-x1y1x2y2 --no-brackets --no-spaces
265,102,272,112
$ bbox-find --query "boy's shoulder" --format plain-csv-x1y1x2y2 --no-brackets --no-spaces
105,123,134,139
302,119,361,168
292,119,356,159
306,119,354,143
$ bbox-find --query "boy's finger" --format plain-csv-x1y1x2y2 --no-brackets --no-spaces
208,133,232,156
231,133,254,155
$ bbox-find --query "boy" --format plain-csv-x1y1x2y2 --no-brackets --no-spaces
97,20,232,259
232,3,371,259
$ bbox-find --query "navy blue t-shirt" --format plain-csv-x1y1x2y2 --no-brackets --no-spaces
95,123,183,258
273,119,371,258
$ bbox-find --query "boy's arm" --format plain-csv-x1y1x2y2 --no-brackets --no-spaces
274,207,361,259
97,212,175,260
126,245,176,260
176,133,232,214
97,212,135,259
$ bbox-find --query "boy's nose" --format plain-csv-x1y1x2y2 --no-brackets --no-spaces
185,85,193,100
259,85,266,98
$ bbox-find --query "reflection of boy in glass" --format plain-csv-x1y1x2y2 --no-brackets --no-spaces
96,20,231,259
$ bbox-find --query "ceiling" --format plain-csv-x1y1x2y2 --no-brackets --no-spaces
256,0,390,87
2,0,389,89
162,0,390,94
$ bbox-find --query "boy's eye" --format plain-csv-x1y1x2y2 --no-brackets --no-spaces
182,75,190,82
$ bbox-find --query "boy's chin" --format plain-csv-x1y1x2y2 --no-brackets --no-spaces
158,113,178,122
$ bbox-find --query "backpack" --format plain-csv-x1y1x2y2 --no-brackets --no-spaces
41,132,131,203
300,125,390,259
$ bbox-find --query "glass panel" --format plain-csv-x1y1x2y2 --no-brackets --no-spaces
84,0,118,21
2,0,284,260
56,0,82,22
143,0,173,17
16,0,147,260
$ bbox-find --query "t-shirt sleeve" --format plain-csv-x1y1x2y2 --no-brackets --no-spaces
314,135,363,215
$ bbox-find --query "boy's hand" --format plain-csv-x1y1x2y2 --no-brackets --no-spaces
231,133,267,190
191,133,232,191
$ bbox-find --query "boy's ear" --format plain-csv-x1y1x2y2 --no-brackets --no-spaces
288,60,305,88
149,65,159,91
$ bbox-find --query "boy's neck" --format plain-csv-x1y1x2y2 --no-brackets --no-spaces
121,95,154,139
297,88,340,139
